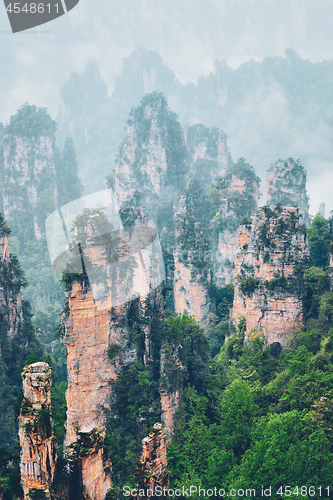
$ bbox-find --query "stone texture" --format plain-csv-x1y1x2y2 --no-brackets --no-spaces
113,92,185,208
160,390,182,439
173,196,210,325
214,160,261,287
63,282,119,449
231,206,308,345
184,124,231,191
135,423,168,496
63,206,166,499
266,158,310,226
19,363,57,500
2,135,58,240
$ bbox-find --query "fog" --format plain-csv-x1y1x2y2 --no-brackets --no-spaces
1,0,333,214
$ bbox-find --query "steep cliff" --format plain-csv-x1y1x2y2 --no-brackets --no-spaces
1,105,61,241
172,158,260,325
173,194,211,324
0,104,81,365
57,50,181,196
113,92,187,208
232,205,308,345
0,215,43,448
19,362,57,500
184,124,231,191
213,158,261,287
61,205,168,497
135,423,168,497
266,158,310,226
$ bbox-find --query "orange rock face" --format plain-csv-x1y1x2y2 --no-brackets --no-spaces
173,253,210,325
135,423,168,495
77,427,112,500
231,207,308,345
64,282,119,447
160,390,182,439
213,161,260,287
63,282,114,499
19,363,57,500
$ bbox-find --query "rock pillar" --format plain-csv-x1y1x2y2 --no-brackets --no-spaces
18,362,57,500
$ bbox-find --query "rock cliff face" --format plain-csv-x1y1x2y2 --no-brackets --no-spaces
19,362,57,500
231,206,308,345
184,124,231,191
0,217,43,448
113,92,187,208
173,195,210,324
214,159,261,287
136,423,168,496
62,206,167,499
1,106,59,241
266,159,310,226
0,104,82,353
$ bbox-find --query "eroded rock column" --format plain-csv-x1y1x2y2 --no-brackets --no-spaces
232,207,308,345
19,362,57,500
135,423,168,497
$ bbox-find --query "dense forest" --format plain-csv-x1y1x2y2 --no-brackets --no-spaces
1,52,333,500
1,212,333,498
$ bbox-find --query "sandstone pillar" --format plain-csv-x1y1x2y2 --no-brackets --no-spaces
18,362,57,500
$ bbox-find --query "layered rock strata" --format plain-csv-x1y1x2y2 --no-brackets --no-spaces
266,159,310,226
19,363,57,499
231,206,308,345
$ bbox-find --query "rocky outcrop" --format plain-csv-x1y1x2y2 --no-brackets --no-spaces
184,124,231,191
62,205,166,499
1,105,59,241
113,92,187,208
266,159,310,226
0,217,44,448
231,206,308,345
135,423,168,496
19,362,57,500
173,196,210,325
214,158,261,287
160,389,182,439
63,282,120,450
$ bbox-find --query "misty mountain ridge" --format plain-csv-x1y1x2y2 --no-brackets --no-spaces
56,47,333,215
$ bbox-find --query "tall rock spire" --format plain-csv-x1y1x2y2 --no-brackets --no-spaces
18,362,57,500
266,158,310,226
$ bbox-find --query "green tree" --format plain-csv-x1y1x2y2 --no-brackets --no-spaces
308,214,331,268
230,411,332,496
218,378,258,459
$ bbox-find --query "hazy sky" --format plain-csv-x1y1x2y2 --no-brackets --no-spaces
2,0,333,122
1,0,333,214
